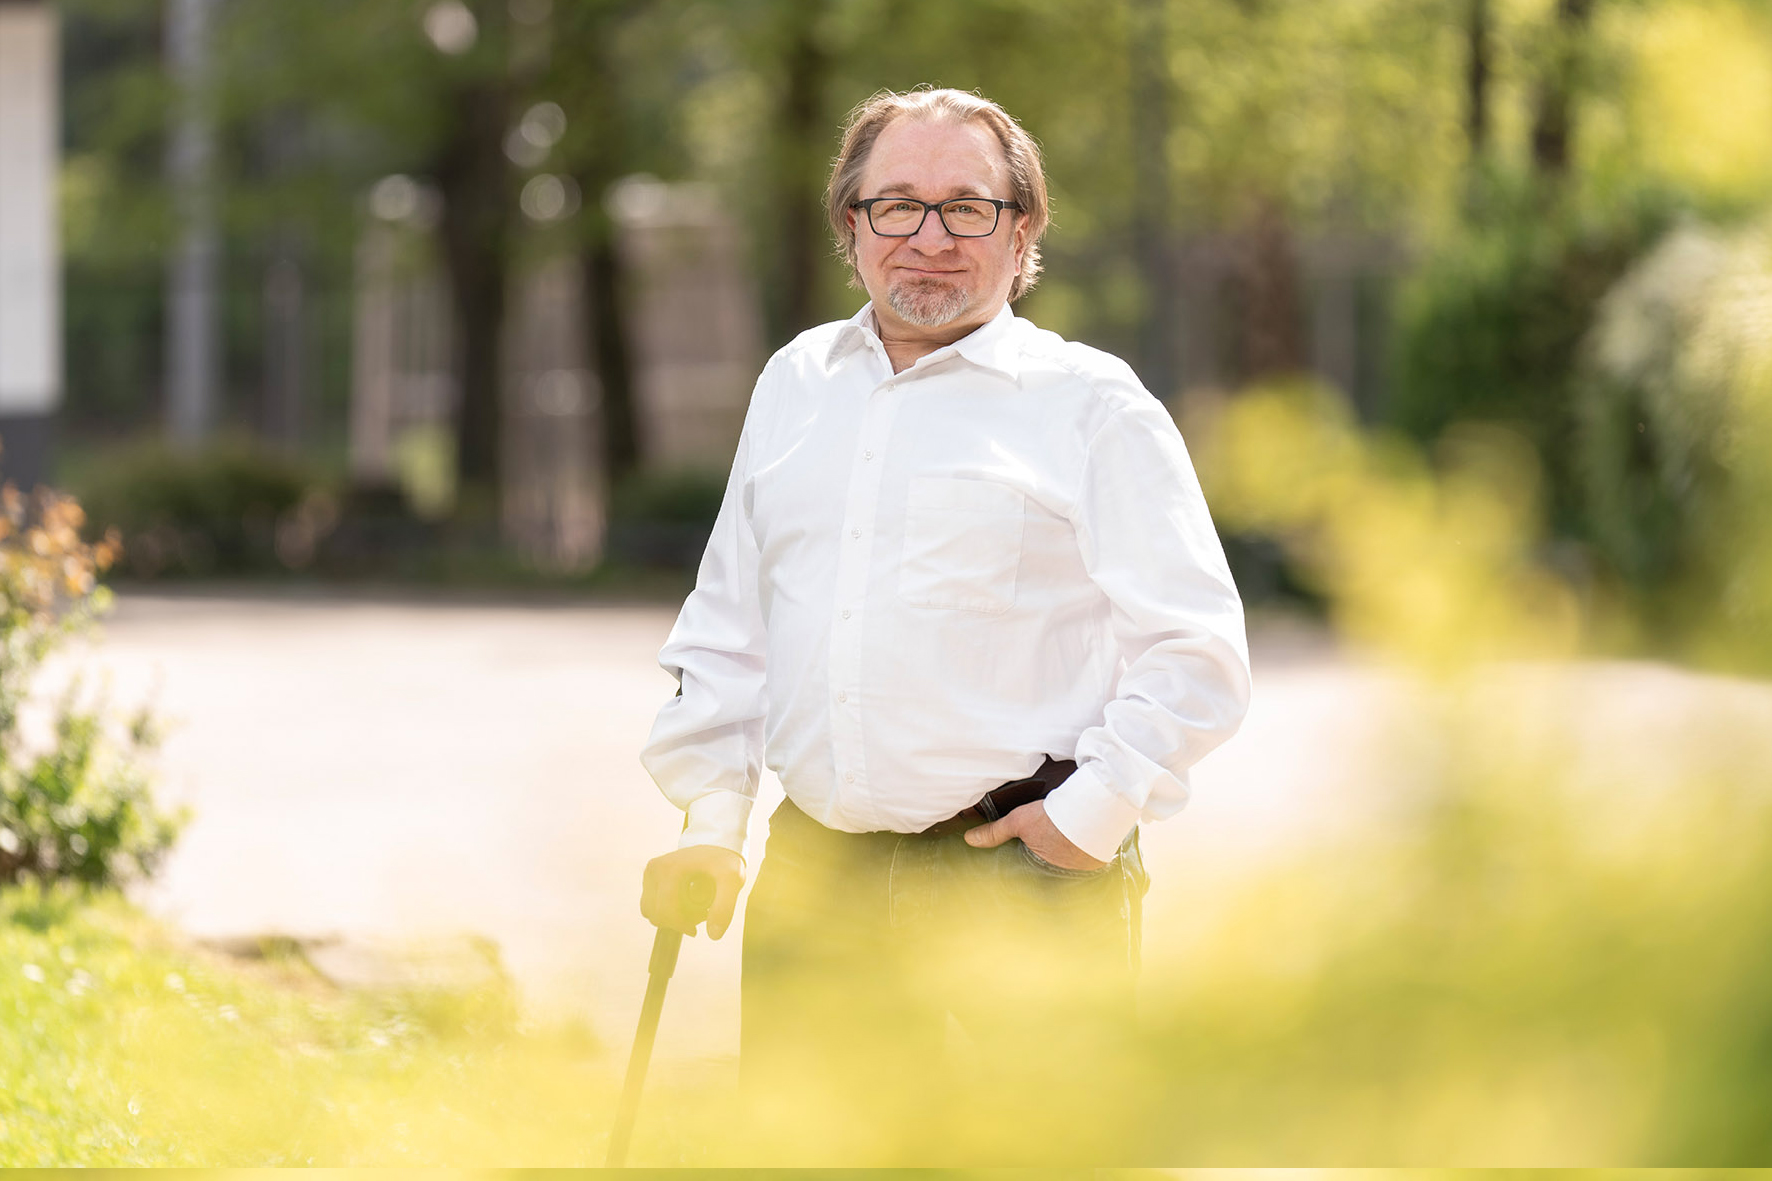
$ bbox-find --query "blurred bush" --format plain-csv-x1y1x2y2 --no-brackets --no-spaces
1387,183,1679,535
1161,379,1772,1161
1126,682,1772,1161
1578,215,1772,671
68,440,339,579
605,468,726,569
0,483,182,888
1188,380,1582,671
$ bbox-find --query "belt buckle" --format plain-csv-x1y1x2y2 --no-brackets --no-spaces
978,775,1031,822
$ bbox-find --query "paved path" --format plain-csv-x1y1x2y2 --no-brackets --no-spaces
47,590,1772,1070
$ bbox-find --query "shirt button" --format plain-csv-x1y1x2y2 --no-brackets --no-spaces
837,691,848,703
843,772,856,784
864,450,874,461
841,609,851,620
850,528,861,539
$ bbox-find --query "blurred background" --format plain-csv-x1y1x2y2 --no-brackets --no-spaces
6,0,1772,1165
1,0,1762,611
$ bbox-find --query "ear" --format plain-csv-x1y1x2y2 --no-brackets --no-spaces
845,206,858,233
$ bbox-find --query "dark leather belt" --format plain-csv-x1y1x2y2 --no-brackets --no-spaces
919,756,1078,838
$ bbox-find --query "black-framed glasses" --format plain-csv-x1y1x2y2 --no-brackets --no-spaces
851,195,1021,238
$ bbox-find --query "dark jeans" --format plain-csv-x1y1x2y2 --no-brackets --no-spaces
738,795,1149,1165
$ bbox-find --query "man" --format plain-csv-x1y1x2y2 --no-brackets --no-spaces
638,87,1250,1162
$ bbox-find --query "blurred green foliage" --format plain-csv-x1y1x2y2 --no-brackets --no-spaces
0,684,175,890
1127,694,1772,1162
604,468,727,569
0,484,180,888
1192,379,1581,670
43,0,1499,449
67,440,338,580
1387,181,1680,534
1578,214,1772,671
1156,375,1772,1162
609,468,726,528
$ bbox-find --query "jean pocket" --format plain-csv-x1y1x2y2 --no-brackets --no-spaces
898,476,1024,614
1017,839,1115,879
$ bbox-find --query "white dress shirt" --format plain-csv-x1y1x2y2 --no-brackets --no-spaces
640,302,1251,863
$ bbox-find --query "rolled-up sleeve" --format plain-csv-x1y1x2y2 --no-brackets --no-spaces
639,390,770,860
1042,393,1253,861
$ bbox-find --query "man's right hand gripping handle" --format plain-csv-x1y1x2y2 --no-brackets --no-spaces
642,846,745,939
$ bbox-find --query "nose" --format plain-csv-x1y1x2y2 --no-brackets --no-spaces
906,208,956,250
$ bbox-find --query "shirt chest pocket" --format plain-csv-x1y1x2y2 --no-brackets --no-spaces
898,476,1025,614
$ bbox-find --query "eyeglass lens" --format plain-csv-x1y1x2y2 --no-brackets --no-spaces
867,198,1002,237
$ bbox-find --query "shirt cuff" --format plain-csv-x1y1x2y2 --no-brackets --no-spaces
679,789,754,862
1042,762,1144,862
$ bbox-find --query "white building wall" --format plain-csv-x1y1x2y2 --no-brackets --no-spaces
0,3,59,416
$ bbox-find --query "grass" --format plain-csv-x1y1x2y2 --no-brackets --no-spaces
0,884,716,1167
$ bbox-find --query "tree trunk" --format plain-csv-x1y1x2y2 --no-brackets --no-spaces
1530,0,1594,182
1126,0,1183,400
1465,0,1492,162
434,75,513,513
582,234,639,482
262,241,305,449
771,1,827,343
1129,0,1180,400
552,0,652,482
561,7,642,486
261,111,307,450
1237,200,1306,383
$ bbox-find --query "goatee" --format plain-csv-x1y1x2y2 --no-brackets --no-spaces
887,278,972,328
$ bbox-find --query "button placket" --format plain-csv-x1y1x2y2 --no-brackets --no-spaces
826,376,899,827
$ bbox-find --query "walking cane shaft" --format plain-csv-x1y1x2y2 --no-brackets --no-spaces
606,928,681,1167
605,872,715,1167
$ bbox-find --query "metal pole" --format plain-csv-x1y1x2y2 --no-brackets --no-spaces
165,0,219,447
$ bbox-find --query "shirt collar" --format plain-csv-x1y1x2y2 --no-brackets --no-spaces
824,301,1023,383
824,303,883,370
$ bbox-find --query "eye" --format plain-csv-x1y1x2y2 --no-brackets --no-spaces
887,200,920,213
946,201,984,216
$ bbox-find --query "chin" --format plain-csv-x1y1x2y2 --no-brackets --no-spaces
886,280,973,328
